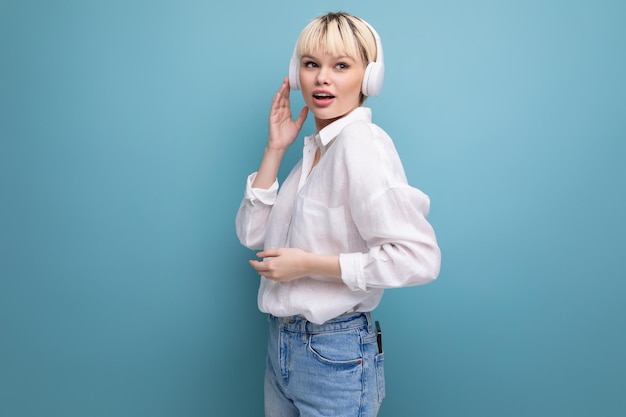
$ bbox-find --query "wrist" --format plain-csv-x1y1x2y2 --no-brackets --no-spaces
308,252,341,280
265,145,287,156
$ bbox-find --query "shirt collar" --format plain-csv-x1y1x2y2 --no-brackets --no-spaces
317,107,372,147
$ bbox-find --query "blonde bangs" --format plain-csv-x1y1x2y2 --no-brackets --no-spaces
295,14,376,64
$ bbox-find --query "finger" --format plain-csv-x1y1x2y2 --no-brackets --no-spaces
256,249,278,259
249,259,266,272
278,86,290,108
295,106,309,129
279,77,288,92
272,80,288,102
272,87,286,108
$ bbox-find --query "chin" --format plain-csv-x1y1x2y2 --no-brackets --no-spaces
311,108,341,121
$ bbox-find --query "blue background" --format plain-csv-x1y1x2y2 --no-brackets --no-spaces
1,0,624,416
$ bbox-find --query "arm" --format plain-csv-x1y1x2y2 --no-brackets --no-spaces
236,78,308,249
249,248,341,282
248,189,440,287
339,186,441,291
252,78,308,189
337,124,441,290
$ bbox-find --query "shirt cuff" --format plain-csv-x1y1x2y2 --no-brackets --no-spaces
245,172,278,206
339,252,367,292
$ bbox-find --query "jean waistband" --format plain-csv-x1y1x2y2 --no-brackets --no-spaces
269,311,372,334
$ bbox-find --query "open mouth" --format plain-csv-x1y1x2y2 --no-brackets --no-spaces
313,93,335,100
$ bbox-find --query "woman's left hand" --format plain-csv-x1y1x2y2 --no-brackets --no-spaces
249,249,342,283
249,248,310,282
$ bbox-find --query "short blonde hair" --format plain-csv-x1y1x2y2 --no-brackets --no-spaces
295,12,378,67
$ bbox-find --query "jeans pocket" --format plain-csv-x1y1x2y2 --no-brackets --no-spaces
375,353,386,403
307,329,362,366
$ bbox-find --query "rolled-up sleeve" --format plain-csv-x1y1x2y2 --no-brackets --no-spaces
243,172,278,206
235,172,278,250
339,186,441,291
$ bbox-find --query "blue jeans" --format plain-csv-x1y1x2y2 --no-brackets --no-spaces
264,312,385,417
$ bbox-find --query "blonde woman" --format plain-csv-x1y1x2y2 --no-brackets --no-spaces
236,12,441,417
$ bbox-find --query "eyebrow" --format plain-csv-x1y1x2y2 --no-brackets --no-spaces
300,54,355,61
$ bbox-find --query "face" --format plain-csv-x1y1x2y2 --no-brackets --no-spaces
298,49,366,131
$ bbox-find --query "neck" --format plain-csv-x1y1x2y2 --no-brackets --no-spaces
314,106,360,132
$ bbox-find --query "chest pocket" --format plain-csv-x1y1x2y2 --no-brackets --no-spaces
288,196,349,253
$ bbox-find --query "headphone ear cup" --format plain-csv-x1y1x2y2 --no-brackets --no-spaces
289,53,300,90
362,61,385,97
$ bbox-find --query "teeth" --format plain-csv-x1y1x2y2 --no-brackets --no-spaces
314,93,333,98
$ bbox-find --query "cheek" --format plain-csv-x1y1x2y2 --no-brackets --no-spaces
347,77,363,99
348,70,365,94
299,68,315,83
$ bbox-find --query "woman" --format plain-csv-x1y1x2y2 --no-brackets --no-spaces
236,12,441,417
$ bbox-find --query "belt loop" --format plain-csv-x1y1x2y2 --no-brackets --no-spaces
364,311,373,331
301,316,309,343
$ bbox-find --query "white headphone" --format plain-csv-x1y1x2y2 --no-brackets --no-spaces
288,18,385,97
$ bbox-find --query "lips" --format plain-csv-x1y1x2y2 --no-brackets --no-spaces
313,92,335,99
312,89,335,106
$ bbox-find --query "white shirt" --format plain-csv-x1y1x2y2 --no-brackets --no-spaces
236,107,441,324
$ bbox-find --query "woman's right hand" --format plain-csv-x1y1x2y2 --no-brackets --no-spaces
251,78,308,190
268,77,308,151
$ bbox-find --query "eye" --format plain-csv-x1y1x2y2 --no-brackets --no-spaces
303,61,318,68
336,62,350,70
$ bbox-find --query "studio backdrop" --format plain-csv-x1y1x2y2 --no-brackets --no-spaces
1,0,624,416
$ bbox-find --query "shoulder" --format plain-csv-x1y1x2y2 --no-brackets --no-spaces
338,120,375,141
330,120,406,181
334,120,392,152
332,119,398,166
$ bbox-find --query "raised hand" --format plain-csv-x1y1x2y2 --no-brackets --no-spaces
268,78,308,151
250,78,309,189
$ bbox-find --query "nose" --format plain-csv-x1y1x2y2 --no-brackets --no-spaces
315,67,330,85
